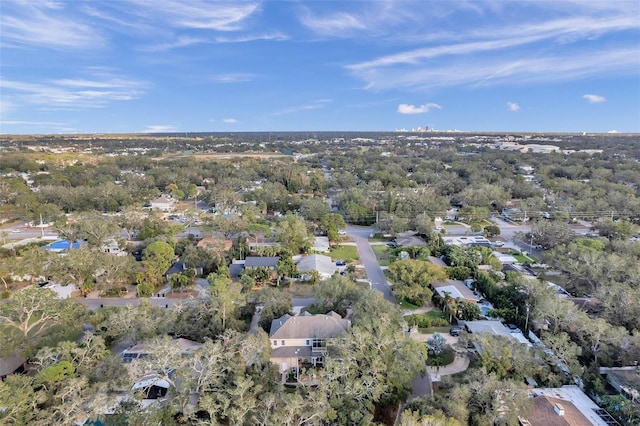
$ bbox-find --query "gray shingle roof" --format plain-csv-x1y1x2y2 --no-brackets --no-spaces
245,256,280,268
297,254,337,277
269,311,351,340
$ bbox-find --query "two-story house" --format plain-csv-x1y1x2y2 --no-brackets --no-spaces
269,311,351,376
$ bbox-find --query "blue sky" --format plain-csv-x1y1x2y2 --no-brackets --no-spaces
1,0,639,134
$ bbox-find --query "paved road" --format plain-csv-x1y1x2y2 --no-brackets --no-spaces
347,225,395,303
76,297,188,310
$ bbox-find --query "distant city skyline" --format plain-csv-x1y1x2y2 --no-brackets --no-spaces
1,1,639,134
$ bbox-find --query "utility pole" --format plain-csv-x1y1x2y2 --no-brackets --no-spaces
530,233,533,252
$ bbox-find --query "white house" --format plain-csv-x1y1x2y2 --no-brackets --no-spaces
296,254,337,280
149,197,174,212
312,236,330,253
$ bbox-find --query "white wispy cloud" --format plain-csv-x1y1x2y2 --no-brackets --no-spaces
1,1,103,49
397,103,441,114
298,2,419,38
270,99,332,116
210,73,257,83
345,3,639,92
142,125,177,133
349,47,638,91
1,69,148,110
583,94,606,103
507,102,520,112
223,118,237,123
145,36,207,51
0,120,67,127
124,0,261,31
349,12,638,72
213,32,288,43
299,10,366,35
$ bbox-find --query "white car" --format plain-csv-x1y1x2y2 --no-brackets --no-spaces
338,230,347,235
11,229,21,233
493,241,504,247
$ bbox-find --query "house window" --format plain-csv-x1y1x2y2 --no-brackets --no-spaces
281,340,285,346
312,338,326,349
273,340,277,346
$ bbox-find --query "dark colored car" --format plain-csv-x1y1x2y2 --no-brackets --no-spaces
335,260,347,266
449,327,462,336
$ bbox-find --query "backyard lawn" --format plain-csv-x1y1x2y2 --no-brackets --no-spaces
281,282,316,298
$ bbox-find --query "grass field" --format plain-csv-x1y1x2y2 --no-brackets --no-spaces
329,245,359,262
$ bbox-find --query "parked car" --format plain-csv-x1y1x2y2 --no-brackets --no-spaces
506,324,522,333
335,260,347,266
493,241,504,247
338,229,347,235
449,327,462,336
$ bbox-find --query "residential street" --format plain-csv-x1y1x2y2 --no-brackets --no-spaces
76,297,184,310
347,225,395,303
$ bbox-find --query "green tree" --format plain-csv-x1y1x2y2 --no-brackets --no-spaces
321,301,428,424
98,301,172,345
49,246,100,295
274,213,314,254
457,300,481,321
320,212,347,236
0,373,37,424
170,270,195,293
387,259,448,306
0,287,85,358
256,287,292,330
142,240,175,286
483,224,500,237
72,211,121,248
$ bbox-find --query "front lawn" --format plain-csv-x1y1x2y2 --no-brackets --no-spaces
372,244,397,266
512,253,538,264
398,298,421,310
329,245,359,262
406,309,450,328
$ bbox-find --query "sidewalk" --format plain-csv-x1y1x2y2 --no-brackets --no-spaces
402,306,433,316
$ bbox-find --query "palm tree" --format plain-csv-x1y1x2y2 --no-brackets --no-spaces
447,298,459,323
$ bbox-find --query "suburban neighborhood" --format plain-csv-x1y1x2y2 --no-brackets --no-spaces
0,131,639,425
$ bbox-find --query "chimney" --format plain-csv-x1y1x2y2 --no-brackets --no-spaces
553,404,565,416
